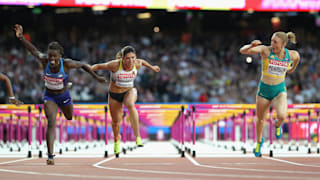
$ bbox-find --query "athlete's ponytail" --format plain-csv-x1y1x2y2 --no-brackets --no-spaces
273,31,297,45
287,32,296,44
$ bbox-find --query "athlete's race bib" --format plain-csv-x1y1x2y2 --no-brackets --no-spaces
266,59,288,76
44,76,64,90
115,72,136,87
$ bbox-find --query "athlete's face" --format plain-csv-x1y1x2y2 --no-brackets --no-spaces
271,35,286,54
47,49,62,68
122,52,136,69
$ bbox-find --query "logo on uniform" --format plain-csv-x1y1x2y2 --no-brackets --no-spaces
118,73,136,79
63,99,70,104
270,55,275,59
58,74,63,78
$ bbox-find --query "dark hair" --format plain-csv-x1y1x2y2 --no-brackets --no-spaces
48,41,64,57
121,46,136,57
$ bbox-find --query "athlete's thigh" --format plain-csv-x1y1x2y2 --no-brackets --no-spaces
123,88,137,108
44,100,58,120
108,95,123,123
256,95,272,121
271,92,287,118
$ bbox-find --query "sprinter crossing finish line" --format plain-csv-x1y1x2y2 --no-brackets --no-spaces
14,24,107,165
240,31,300,157
90,45,160,158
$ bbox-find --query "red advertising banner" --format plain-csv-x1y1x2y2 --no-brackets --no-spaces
292,122,319,139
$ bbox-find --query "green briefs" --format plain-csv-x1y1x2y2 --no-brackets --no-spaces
257,81,286,101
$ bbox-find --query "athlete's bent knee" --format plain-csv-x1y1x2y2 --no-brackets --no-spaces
256,119,265,124
66,115,72,120
47,119,56,129
126,103,135,110
112,120,121,126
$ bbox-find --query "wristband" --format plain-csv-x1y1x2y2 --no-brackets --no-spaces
9,96,15,100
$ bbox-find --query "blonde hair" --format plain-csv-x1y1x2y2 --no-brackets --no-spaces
273,31,296,44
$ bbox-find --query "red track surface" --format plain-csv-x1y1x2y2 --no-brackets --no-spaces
1,155,320,180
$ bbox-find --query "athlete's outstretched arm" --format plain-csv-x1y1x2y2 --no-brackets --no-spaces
14,24,47,63
138,59,160,72
65,59,107,83
90,60,118,72
287,51,300,74
0,73,23,106
239,40,267,55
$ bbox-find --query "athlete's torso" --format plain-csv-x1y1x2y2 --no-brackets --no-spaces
261,48,291,85
43,58,69,91
110,59,137,91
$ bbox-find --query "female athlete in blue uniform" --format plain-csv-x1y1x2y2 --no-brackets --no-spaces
14,24,106,164
90,46,160,157
0,72,23,105
240,32,300,157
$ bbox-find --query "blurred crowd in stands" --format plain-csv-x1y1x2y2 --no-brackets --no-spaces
0,8,319,104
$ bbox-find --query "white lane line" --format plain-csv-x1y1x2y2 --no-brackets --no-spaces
185,153,320,175
0,155,30,158
92,154,318,180
185,153,200,166
121,154,180,158
263,157,320,168
93,162,319,180
0,158,34,165
56,155,106,158
122,163,174,166
93,156,116,167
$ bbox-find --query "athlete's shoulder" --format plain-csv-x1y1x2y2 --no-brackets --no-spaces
135,58,143,68
107,59,121,71
260,45,271,57
135,58,143,63
263,45,273,52
61,58,76,67
288,49,299,54
288,50,300,60
109,59,121,64
62,58,72,63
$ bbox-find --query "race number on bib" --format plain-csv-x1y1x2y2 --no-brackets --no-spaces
44,76,64,90
266,59,288,76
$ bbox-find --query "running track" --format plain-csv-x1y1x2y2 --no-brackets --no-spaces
1,142,320,180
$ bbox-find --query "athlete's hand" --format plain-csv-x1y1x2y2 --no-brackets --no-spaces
97,76,107,83
152,65,160,72
250,40,262,47
9,98,24,106
14,24,24,40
